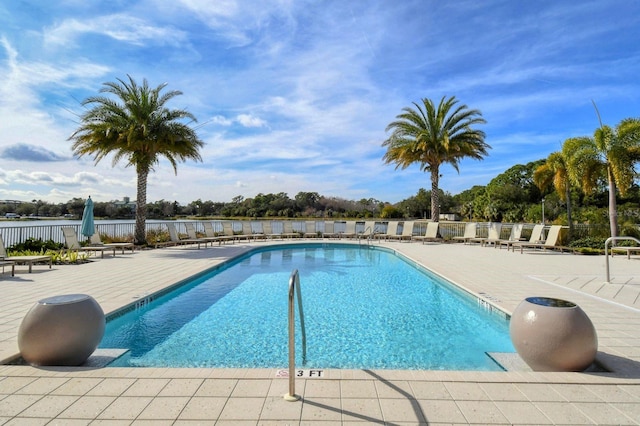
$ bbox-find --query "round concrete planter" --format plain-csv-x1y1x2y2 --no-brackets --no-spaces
18,294,105,366
509,296,598,372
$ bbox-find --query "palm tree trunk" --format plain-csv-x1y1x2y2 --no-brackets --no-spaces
565,186,573,238
608,168,618,238
430,167,440,222
135,167,149,245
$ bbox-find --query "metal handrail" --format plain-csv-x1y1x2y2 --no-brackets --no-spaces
604,236,640,283
284,269,306,401
358,226,374,245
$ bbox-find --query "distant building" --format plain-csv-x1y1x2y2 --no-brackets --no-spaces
439,213,461,221
112,197,136,211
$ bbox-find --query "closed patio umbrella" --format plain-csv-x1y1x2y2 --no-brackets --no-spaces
80,196,94,240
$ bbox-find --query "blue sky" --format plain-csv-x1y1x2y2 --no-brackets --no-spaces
1,1,639,205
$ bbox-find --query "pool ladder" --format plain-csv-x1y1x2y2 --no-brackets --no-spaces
284,269,307,401
357,225,374,245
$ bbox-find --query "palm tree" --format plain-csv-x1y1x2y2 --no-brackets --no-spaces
69,75,204,245
563,117,640,238
382,96,489,221
533,151,573,235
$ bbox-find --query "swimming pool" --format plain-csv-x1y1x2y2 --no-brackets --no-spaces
101,244,514,370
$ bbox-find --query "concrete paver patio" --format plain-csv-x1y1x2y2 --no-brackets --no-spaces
1,239,639,424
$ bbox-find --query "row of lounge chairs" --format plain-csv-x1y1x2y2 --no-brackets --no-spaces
0,226,135,275
160,220,442,245
453,222,573,253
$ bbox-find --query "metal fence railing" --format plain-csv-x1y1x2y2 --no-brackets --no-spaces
0,220,621,249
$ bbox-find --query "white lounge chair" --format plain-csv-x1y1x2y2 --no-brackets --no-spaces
250,221,266,241
282,221,300,238
412,222,440,244
0,234,51,273
322,221,339,239
262,221,280,240
303,221,319,238
220,221,239,242
234,222,252,241
62,227,111,258
509,224,545,252
155,223,204,248
375,221,400,240
89,227,135,254
452,222,478,244
201,221,233,245
184,223,209,247
516,225,572,253
469,222,502,246
496,224,525,249
389,221,415,241
339,221,357,239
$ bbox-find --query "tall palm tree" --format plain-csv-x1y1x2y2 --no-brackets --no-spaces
563,117,640,238
533,151,574,235
69,75,204,245
382,96,489,221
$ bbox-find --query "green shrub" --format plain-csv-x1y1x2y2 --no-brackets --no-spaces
568,236,608,250
9,238,63,252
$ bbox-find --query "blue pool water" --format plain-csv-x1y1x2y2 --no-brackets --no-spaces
101,244,514,370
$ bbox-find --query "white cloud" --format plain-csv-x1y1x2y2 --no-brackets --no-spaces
236,114,267,128
44,14,188,47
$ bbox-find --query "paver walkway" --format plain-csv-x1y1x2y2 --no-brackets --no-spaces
1,239,639,424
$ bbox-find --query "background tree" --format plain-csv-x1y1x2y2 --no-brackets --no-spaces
70,75,204,244
382,96,489,221
533,151,574,234
564,117,640,238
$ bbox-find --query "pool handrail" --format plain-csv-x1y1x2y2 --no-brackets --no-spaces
285,269,307,401
604,236,640,283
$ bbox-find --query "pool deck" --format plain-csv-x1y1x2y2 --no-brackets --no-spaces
1,239,639,425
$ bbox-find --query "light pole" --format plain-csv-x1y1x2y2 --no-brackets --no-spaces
541,198,545,224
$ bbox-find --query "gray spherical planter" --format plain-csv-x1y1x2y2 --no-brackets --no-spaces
18,294,105,366
509,297,598,372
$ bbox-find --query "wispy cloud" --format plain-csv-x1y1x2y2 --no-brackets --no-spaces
43,14,188,47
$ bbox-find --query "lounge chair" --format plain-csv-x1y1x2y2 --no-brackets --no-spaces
201,221,233,245
0,234,51,273
375,221,400,240
156,223,204,248
339,221,357,239
389,221,415,241
322,221,339,239
233,222,251,241
282,221,300,238
0,260,15,276
610,239,640,259
303,221,319,238
184,223,209,247
220,221,239,242
516,225,572,253
412,222,440,244
496,224,525,249
262,221,279,240
62,227,111,258
252,221,267,240
508,224,545,252
452,222,478,244
89,227,135,254
469,222,502,246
